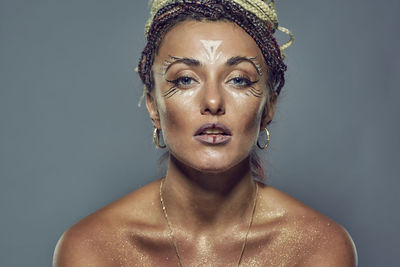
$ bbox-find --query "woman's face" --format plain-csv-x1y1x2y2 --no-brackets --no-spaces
147,20,276,173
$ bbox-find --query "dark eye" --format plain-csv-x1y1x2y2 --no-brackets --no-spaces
178,76,194,85
228,76,257,88
232,77,249,86
167,76,197,88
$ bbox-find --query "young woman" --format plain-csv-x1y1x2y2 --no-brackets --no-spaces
54,1,357,266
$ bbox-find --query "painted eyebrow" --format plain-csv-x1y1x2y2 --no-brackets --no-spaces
226,56,263,76
162,55,262,76
163,56,201,75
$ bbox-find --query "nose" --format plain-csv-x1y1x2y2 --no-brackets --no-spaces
200,81,225,115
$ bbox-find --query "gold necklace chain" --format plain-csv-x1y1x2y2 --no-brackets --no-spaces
159,178,259,267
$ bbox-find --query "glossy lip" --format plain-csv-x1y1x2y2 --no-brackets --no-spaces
194,122,232,136
193,122,232,145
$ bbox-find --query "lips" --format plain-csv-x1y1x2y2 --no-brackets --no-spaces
193,122,232,145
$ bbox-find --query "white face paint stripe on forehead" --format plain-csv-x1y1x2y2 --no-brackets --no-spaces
200,40,222,64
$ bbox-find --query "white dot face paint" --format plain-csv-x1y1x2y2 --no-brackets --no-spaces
200,40,223,64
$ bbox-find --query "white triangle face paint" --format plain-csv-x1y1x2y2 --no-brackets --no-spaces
200,40,222,64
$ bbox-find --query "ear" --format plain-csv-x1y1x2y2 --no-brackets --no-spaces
260,91,278,130
145,92,161,129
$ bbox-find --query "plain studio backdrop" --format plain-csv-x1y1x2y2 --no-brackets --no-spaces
0,0,399,266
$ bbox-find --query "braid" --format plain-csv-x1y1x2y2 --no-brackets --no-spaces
138,0,291,95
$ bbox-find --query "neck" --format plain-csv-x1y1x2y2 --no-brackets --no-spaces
161,155,257,233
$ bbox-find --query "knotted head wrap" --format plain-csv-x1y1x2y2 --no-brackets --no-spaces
137,0,293,96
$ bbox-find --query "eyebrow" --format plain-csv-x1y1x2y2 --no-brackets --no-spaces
163,56,201,75
226,56,263,76
162,55,262,76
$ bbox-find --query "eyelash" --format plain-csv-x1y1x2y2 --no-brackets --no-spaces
228,75,258,88
166,76,196,88
165,75,259,90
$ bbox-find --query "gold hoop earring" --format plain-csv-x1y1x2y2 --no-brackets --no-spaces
153,128,166,149
257,128,270,150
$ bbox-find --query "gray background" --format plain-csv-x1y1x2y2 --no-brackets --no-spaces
0,0,399,266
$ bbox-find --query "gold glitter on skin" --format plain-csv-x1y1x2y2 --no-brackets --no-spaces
53,181,356,266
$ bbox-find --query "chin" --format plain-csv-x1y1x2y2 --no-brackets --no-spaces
170,143,251,174
192,163,232,174
185,153,246,174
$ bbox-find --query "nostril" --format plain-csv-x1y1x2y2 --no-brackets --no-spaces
202,106,225,115
216,107,225,115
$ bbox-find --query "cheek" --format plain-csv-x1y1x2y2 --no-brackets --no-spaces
240,108,263,147
230,91,266,132
156,92,198,144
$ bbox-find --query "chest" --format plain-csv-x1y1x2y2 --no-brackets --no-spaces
111,229,313,267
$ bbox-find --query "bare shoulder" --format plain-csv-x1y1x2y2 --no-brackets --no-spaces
53,179,163,267
256,184,357,266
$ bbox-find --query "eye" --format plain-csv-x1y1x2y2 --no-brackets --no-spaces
166,76,197,88
228,76,258,88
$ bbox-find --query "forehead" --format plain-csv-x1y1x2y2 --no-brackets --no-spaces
156,20,264,62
